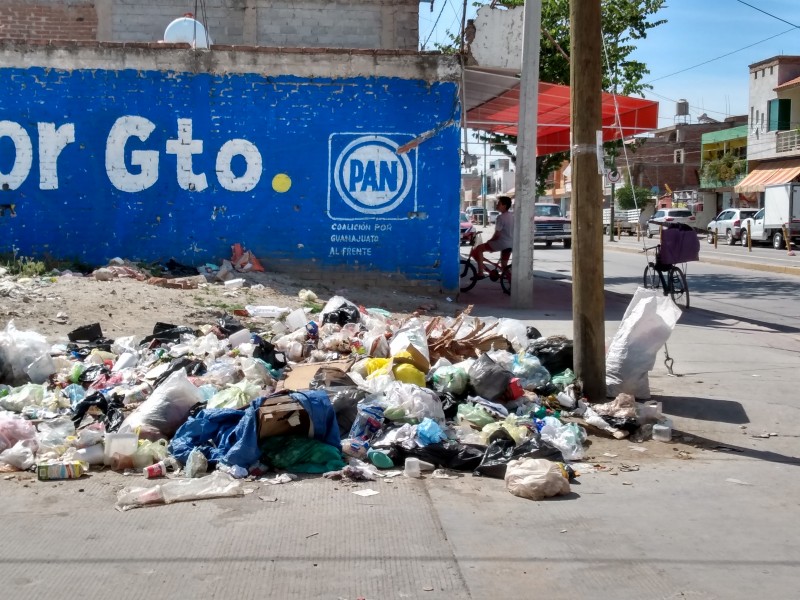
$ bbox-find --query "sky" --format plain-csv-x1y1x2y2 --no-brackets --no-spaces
419,0,800,159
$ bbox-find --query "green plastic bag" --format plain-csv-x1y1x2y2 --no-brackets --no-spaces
260,436,345,474
551,368,576,389
456,402,496,429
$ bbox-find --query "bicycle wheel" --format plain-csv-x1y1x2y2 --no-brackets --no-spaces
642,264,659,289
459,259,478,292
500,265,512,295
668,266,689,309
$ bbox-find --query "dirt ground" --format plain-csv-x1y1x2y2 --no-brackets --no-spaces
0,266,457,343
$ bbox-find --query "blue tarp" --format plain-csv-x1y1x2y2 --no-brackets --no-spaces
168,390,341,469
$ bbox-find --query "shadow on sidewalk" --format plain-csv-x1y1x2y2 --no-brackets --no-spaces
657,395,749,425
674,430,800,467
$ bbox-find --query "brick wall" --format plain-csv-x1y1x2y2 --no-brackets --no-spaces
1,1,419,49
0,1,97,41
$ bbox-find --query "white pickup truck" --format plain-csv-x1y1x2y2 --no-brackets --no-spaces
740,183,800,249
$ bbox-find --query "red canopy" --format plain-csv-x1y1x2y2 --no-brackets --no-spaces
465,77,659,156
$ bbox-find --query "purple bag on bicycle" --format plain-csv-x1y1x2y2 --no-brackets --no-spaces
659,225,700,264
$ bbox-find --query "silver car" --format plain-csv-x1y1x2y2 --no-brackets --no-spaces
706,208,759,245
647,208,696,237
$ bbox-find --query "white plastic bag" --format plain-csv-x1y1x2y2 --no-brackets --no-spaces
495,318,529,352
539,416,586,461
120,369,203,439
0,439,37,471
115,471,244,511
382,382,444,423
0,321,53,385
0,383,45,413
389,318,430,366
206,379,261,410
606,287,682,399
505,458,570,500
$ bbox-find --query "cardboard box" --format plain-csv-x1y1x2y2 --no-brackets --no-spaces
257,394,314,440
279,359,354,391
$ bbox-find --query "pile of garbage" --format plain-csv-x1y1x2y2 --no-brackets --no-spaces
0,292,668,507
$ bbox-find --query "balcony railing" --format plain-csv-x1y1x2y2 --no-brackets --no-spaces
776,129,800,153
699,172,746,189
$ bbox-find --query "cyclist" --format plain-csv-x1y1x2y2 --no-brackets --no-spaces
470,195,513,278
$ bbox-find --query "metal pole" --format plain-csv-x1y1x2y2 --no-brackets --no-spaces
570,0,606,401
510,0,542,307
608,154,616,242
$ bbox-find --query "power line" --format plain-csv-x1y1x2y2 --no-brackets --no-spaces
421,0,449,50
643,27,798,85
735,0,799,28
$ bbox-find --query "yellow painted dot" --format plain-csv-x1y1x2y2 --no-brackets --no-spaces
272,173,292,193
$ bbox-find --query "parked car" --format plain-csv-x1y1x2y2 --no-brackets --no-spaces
487,210,500,224
647,208,695,238
460,212,477,246
465,206,486,225
706,208,760,245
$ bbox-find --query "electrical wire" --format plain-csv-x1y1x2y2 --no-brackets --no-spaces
735,0,799,28
643,27,797,85
422,0,449,50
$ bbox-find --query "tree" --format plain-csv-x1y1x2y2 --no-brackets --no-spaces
466,0,666,191
615,181,653,210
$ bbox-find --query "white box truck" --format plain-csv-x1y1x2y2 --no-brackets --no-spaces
740,182,800,249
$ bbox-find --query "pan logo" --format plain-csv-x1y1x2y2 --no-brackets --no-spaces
329,134,416,220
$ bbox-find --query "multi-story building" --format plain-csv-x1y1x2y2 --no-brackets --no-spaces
735,55,800,203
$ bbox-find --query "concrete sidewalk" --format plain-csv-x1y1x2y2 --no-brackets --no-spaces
2,277,799,600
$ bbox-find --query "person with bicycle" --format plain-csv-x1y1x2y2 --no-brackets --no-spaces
470,195,513,279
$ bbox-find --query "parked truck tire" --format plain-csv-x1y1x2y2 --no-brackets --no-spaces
563,239,572,249
773,231,784,250
740,229,749,248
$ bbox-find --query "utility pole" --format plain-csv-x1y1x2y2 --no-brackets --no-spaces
511,0,542,307
570,0,606,401
608,153,616,242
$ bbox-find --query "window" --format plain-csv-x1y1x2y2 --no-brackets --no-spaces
768,98,791,131
770,66,774,75
755,109,760,130
674,149,685,164
754,71,758,79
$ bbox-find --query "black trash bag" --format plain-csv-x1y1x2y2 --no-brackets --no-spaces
468,353,512,401
602,415,640,433
217,314,245,336
526,326,543,340
67,323,103,343
71,390,125,432
66,339,114,359
535,382,559,397
252,335,287,370
322,302,361,327
152,357,206,389
474,431,565,479
309,366,355,389
328,388,368,437
395,440,486,472
438,392,461,420
526,335,574,374
163,258,198,277
141,323,199,345
78,364,111,384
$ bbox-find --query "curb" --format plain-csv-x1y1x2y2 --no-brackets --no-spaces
604,242,800,277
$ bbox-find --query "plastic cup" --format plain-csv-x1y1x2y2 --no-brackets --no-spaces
404,457,421,478
143,461,167,479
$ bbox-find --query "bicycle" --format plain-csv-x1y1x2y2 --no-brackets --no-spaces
459,249,512,294
642,244,690,309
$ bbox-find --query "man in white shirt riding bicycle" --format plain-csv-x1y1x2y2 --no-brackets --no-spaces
470,195,513,278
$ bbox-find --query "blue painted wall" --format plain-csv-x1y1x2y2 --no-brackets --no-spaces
0,67,461,289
